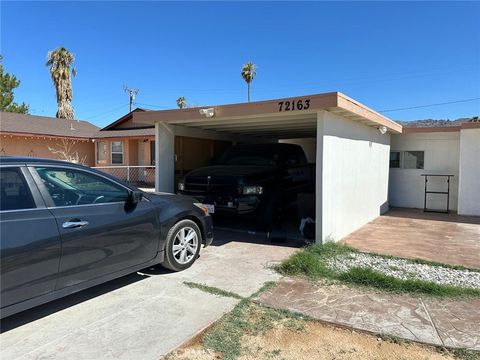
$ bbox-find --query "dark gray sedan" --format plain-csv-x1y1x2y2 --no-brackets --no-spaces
0,157,213,319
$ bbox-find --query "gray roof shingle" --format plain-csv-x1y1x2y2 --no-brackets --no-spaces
94,128,154,138
0,112,100,138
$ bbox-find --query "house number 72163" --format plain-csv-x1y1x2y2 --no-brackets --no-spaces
278,99,310,112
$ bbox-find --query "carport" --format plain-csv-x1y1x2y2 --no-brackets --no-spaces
133,92,402,242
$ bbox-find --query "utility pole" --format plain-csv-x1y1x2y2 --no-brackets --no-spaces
123,85,139,112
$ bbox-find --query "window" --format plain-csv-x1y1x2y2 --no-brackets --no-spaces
0,168,36,211
35,167,129,207
389,151,424,169
150,141,155,165
403,151,424,169
389,152,400,168
97,141,106,162
111,141,124,164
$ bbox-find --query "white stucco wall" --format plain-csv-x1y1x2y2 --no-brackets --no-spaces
316,111,391,242
280,138,316,163
458,128,480,216
389,132,460,211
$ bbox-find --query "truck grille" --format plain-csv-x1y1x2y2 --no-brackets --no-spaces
184,176,239,195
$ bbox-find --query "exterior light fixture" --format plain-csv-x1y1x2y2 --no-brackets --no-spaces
378,126,387,135
199,108,215,118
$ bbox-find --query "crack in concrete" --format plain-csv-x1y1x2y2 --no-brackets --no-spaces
419,297,444,347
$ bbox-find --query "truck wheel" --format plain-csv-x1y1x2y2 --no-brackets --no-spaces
258,194,281,231
161,219,201,271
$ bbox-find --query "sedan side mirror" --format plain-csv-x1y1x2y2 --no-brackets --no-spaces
125,190,143,212
128,190,143,205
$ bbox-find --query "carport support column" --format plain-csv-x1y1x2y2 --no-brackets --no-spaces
155,122,175,193
315,111,325,244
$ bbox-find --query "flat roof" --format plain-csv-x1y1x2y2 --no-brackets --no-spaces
132,92,403,138
402,122,480,133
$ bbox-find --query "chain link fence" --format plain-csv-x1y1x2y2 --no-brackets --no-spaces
93,166,155,188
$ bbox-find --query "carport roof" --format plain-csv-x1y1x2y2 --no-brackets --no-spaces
132,92,402,138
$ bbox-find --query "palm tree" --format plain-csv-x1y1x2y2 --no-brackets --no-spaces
241,62,256,102
176,96,187,109
46,47,76,119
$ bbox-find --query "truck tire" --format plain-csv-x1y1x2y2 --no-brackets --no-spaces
257,194,282,231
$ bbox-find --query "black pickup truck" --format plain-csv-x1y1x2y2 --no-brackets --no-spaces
177,143,315,227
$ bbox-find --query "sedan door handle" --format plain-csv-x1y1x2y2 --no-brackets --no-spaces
62,220,89,229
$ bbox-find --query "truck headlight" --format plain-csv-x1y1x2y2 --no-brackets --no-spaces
178,181,185,191
242,185,264,195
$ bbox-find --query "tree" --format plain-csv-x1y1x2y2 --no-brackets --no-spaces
46,47,76,119
176,96,187,109
0,55,29,113
48,138,87,164
241,62,256,102
470,116,479,122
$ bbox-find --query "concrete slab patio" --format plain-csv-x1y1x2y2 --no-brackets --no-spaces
343,208,480,269
0,229,299,360
256,278,480,350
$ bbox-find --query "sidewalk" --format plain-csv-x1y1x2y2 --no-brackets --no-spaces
255,278,480,350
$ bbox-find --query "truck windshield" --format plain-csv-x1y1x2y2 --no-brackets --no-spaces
217,146,280,166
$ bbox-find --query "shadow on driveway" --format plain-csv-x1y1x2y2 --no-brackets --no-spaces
1,269,160,333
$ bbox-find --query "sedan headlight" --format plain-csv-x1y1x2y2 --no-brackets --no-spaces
241,185,264,195
178,181,185,191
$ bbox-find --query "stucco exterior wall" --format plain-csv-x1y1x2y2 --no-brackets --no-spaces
458,128,480,216
0,135,95,166
389,132,460,211
316,111,390,242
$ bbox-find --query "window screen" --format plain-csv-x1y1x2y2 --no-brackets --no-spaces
111,141,124,164
403,151,424,169
0,168,36,211
97,141,106,162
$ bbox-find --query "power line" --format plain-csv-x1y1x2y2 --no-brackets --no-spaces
379,97,480,113
139,63,480,94
83,104,127,119
135,102,171,109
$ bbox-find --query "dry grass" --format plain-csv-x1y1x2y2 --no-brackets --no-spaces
166,302,469,360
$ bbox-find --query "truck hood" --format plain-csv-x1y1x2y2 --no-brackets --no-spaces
185,165,282,179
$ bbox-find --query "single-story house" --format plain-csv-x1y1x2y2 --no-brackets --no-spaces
94,108,232,186
2,92,479,243
389,123,480,216
0,112,98,166
121,92,399,242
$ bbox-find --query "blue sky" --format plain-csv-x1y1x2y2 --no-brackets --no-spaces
2,1,479,127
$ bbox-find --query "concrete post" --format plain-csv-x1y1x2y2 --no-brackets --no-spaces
154,122,175,193
315,111,325,243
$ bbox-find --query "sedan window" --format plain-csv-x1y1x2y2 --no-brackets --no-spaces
0,167,36,211
35,167,130,207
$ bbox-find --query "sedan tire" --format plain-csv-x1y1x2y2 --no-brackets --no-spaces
161,219,202,271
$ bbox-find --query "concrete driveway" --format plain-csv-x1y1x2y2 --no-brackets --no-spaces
1,229,299,360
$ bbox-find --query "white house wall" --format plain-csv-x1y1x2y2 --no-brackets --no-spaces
316,111,391,242
458,128,480,216
389,132,460,211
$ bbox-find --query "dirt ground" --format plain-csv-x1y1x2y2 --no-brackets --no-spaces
168,317,457,360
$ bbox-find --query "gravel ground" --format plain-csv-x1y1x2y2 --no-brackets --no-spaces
328,253,480,289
